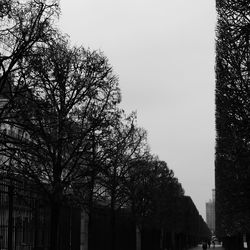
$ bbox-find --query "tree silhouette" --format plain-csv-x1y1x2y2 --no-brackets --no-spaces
0,0,59,95
0,33,121,250
96,111,148,250
215,0,250,248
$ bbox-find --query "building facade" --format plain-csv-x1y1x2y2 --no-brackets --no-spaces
206,189,215,233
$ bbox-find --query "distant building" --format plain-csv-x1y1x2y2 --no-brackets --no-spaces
206,189,215,233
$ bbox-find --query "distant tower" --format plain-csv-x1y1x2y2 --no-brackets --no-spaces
206,190,215,233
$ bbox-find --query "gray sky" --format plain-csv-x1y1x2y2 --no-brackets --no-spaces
59,0,217,219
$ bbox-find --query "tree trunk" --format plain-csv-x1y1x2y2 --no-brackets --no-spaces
171,231,176,250
136,224,141,250
110,203,116,250
87,210,92,250
88,169,96,250
160,228,164,250
88,132,97,250
50,201,61,250
8,184,13,250
110,187,116,250
81,210,89,250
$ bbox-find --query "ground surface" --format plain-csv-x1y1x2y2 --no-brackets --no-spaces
188,245,224,250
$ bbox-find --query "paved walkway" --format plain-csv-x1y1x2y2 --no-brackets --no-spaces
188,245,224,250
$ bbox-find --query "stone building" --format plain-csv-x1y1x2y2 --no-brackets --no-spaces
206,189,215,233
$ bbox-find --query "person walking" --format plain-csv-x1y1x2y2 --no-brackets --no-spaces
202,241,207,250
211,240,215,248
207,239,211,248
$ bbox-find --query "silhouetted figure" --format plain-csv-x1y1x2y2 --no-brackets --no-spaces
207,240,211,248
212,240,215,248
202,241,207,250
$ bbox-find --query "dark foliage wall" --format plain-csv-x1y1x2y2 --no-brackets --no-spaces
215,0,250,238
88,207,136,250
88,196,210,250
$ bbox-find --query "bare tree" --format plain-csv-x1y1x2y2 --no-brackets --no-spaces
0,33,121,250
0,0,59,103
89,111,148,250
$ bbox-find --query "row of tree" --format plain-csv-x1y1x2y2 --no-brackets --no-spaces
215,0,250,249
0,1,210,250
88,195,211,250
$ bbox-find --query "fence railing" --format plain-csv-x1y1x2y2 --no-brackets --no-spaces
0,178,50,250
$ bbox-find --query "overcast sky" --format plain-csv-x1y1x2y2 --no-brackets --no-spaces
59,0,217,219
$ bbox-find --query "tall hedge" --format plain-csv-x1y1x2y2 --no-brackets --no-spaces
215,0,250,238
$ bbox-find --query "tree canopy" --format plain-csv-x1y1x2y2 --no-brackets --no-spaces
215,0,250,239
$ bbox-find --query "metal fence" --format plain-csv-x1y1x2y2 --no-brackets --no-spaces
0,178,50,250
